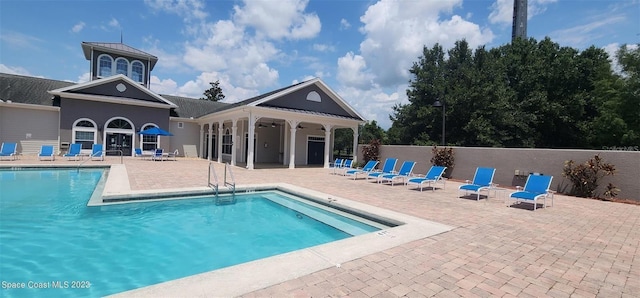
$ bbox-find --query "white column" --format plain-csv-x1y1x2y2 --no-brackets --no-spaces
231,119,238,166
217,122,223,163
351,126,359,164
323,124,332,168
282,124,289,166
288,120,298,169
199,124,204,159
207,124,213,161
247,115,256,170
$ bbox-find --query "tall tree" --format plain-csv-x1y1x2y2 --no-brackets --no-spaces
201,80,225,102
359,120,387,144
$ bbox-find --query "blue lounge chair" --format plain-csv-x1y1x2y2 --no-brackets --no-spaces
509,174,554,211
367,158,398,182
379,160,416,186
0,142,18,160
329,158,344,174
64,143,82,160
152,148,164,161
458,167,496,201
407,166,447,192
91,144,104,161
337,159,354,175
38,145,55,161
344,160,379,180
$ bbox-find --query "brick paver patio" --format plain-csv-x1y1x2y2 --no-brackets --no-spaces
4,156,639,297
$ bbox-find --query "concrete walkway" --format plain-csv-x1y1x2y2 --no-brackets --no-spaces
4,156,639,297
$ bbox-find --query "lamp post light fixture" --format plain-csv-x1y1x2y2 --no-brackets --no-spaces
433,99,445,146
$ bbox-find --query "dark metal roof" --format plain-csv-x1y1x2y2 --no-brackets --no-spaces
0,73,73,106
260,105,362,121
161,94,229,118
81,42,158,70
1,73,363,122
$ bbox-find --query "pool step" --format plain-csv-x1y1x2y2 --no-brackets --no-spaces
262,193,374,236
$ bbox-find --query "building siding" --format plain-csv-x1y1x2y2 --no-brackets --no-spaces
0,105,59,153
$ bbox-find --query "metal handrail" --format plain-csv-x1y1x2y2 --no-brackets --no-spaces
76,149,122,172
224,162,236,195
208,162,219,196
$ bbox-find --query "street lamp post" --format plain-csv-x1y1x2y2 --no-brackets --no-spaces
433,99,445,145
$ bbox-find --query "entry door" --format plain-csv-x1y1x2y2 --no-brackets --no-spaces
307,137,325,165
106,133,132,156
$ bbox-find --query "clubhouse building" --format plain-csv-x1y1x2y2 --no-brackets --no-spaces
0,42,365,169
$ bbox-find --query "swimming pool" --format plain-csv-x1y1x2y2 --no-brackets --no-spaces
0,168,387,297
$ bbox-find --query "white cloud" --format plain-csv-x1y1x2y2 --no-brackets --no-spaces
340,0,493,88
0,64,32,76
550,15,625,48
337,52,374,89
489,0,558,24
149,76,179,95
331,0,495,128
108,18,120,28
337,84,407,129
312,43,335,52
71,22,85,33
0,31,42,50
77,72,91,83
144,0,208,23
340,18,351,30
233,0,320,40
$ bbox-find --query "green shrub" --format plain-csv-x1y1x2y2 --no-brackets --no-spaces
562,155,617,198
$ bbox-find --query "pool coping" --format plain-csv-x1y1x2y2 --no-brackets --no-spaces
4,164,455,296
96,169,454,297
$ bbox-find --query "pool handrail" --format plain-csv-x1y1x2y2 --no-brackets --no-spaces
76,149,122,172
208,161,219,196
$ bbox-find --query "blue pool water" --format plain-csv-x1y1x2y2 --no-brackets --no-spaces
0,168,380,297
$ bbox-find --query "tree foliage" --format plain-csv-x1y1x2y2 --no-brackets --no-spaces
389,38,638,148
201,80,225,102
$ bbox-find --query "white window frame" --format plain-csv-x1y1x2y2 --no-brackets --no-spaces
72,118,98,150
115,58,129,76
98,54,113,78
139,123,159,151
130,60,145,83
222,128,233,155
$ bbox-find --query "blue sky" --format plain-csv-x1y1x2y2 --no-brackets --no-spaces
1,0,638,129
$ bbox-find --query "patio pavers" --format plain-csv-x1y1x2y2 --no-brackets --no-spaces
5,156,639,297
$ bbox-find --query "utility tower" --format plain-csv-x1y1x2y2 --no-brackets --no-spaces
512,0,527,41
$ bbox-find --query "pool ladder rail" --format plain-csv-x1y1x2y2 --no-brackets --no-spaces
208,162,236,205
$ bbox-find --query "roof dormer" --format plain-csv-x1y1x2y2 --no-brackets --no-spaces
81,42,158,89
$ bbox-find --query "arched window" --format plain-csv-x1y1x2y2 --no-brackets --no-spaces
98,55,113,77
107,118,133,129
140,124,158,151
72,118,98,150
131,61,144,83
115,58,129,76
222,128,233,155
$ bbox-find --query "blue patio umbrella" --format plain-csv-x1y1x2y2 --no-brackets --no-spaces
138,127,173,136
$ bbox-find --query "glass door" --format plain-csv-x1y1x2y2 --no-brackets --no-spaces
106,133,133,156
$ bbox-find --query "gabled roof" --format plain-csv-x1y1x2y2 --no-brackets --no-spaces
81,42,158,70
48,74,177,108
1,73,365,123
214,78,365,121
